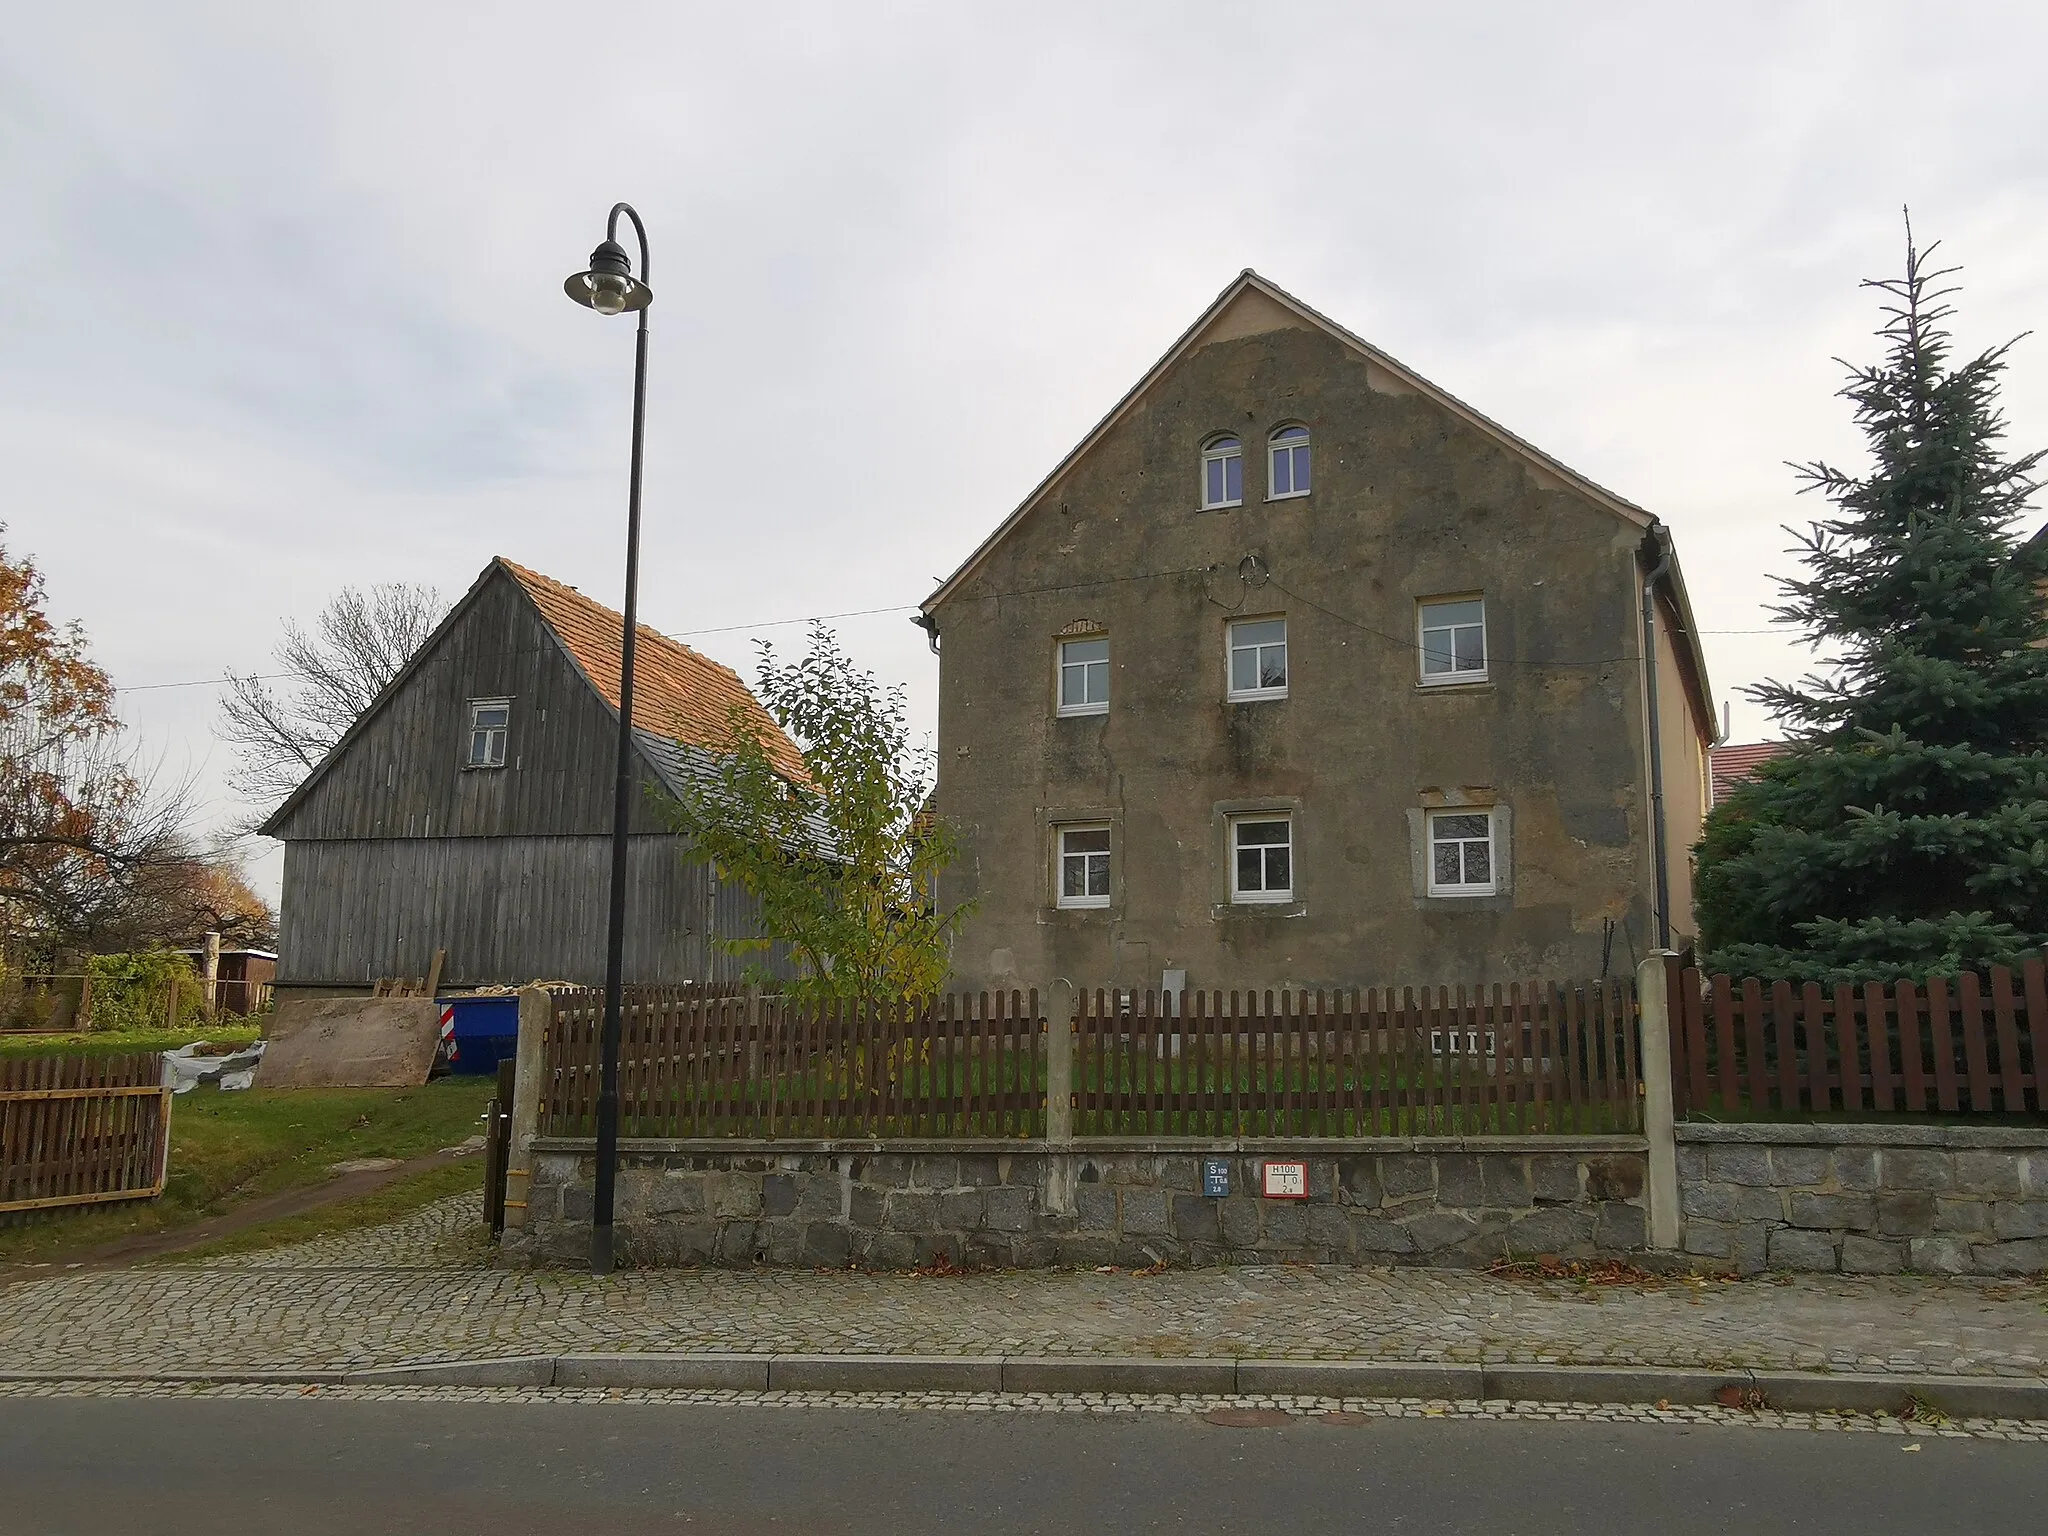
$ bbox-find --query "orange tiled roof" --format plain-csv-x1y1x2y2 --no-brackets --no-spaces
1709,741,1785,807
498,558,808,782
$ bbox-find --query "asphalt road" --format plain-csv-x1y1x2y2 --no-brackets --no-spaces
2,1399,2039,1535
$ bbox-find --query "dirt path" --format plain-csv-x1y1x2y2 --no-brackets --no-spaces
0,1146,478,1284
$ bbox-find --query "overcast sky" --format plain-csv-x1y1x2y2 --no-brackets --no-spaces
5,2,2045,901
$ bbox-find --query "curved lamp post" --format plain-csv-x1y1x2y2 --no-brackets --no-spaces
564,203,651,1276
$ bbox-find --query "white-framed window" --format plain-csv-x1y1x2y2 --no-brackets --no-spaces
1056,824,1112,909
1427,809,1496,896
1057,636,1110,716
1418,597,1487,684
1268,424,1311,499
466,698,510,768
1231,815,1293,903
1201,435,1244,509
1227,617,1288,701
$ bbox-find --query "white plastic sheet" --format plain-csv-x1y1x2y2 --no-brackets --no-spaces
162,1039,266,1093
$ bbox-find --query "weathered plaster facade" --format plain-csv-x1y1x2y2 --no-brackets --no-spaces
923,274,1713,996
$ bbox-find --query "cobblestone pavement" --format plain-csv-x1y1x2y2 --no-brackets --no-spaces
0,1382,2040,1444
3,1194,2044,1379
196,1194,494,1270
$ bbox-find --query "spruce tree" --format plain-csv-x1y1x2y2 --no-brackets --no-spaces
1696,223,2048,983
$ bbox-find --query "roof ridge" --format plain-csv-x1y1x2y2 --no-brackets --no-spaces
492,557,754,691
495,556,808,782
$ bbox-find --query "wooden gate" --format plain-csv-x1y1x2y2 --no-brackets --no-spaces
0,1053,172,1214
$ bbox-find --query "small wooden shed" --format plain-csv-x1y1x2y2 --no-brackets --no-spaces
262,558,802,999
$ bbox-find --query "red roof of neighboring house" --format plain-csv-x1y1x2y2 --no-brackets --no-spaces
498,559,808,783
1709,741,1786,806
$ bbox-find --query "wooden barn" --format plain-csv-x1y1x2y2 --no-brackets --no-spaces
262,557,805,999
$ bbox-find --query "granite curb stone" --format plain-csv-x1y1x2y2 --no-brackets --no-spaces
7,1354,2047,1420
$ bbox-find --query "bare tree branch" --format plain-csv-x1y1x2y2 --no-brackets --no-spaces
218,582,446,818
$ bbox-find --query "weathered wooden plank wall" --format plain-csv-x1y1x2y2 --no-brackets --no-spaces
269,567,788,989
277,834,773,988
270,571,670,843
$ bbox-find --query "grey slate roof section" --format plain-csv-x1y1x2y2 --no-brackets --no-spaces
634,730,837,853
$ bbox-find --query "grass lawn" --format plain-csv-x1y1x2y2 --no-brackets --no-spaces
0,1023,265,1060
0,1075,495,1267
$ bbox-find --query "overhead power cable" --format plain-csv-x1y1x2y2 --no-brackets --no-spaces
113,561,1776,695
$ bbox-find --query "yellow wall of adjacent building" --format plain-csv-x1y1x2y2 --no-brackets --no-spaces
1653,597,1711,947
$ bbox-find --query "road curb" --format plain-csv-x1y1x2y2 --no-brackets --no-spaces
3,1356,2043,1419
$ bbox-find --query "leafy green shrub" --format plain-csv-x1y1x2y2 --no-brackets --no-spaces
83,951,203,1033
3,988,64,1030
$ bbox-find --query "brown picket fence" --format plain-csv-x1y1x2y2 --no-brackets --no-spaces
1,1053,171,1214
539,978,1642,1139
540,989,1045,1139
1670,959,2048,1117
1074,983,1641,1136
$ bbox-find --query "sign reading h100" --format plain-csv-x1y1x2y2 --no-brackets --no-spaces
1261,1161,1308,1199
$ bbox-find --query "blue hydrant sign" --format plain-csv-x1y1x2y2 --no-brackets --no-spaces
1202,1157,1231,1197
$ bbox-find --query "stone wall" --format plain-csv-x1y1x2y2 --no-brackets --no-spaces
507,1137,1648,1270
1677,1124,2048,1276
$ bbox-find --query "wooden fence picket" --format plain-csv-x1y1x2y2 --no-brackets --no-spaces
1667,966,2042,1118
1,1051,170,1214
499,970,1951,1141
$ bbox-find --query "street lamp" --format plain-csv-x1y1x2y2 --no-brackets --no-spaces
565,203,651,1276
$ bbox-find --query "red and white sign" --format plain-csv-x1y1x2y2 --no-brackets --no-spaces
438,1004,458,1065
1261,1160,1308,1199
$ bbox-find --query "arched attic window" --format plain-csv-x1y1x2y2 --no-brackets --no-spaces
1201,435,1243,510
1268,424,1311,499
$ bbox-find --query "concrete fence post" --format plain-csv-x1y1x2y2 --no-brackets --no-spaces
1635,951,1681,1251
501,985,551,1232
1042,980,1077,1218
1045,980,1075,1146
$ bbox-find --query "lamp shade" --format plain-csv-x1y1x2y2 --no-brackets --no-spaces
564,238,651,314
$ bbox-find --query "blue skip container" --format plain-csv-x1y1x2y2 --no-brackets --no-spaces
437,994,520,1075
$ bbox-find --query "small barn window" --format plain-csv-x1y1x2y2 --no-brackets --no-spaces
467,699,510,768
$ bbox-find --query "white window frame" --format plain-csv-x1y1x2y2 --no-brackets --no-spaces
1055,823,1112,910
1201,435,1244,510
1426,808,1497,897
1056,636,1110,717
466,698,510,769
1226,617,1289,702
1266,425,1311,501
1417,597,1488,686
1229,814,1294,904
